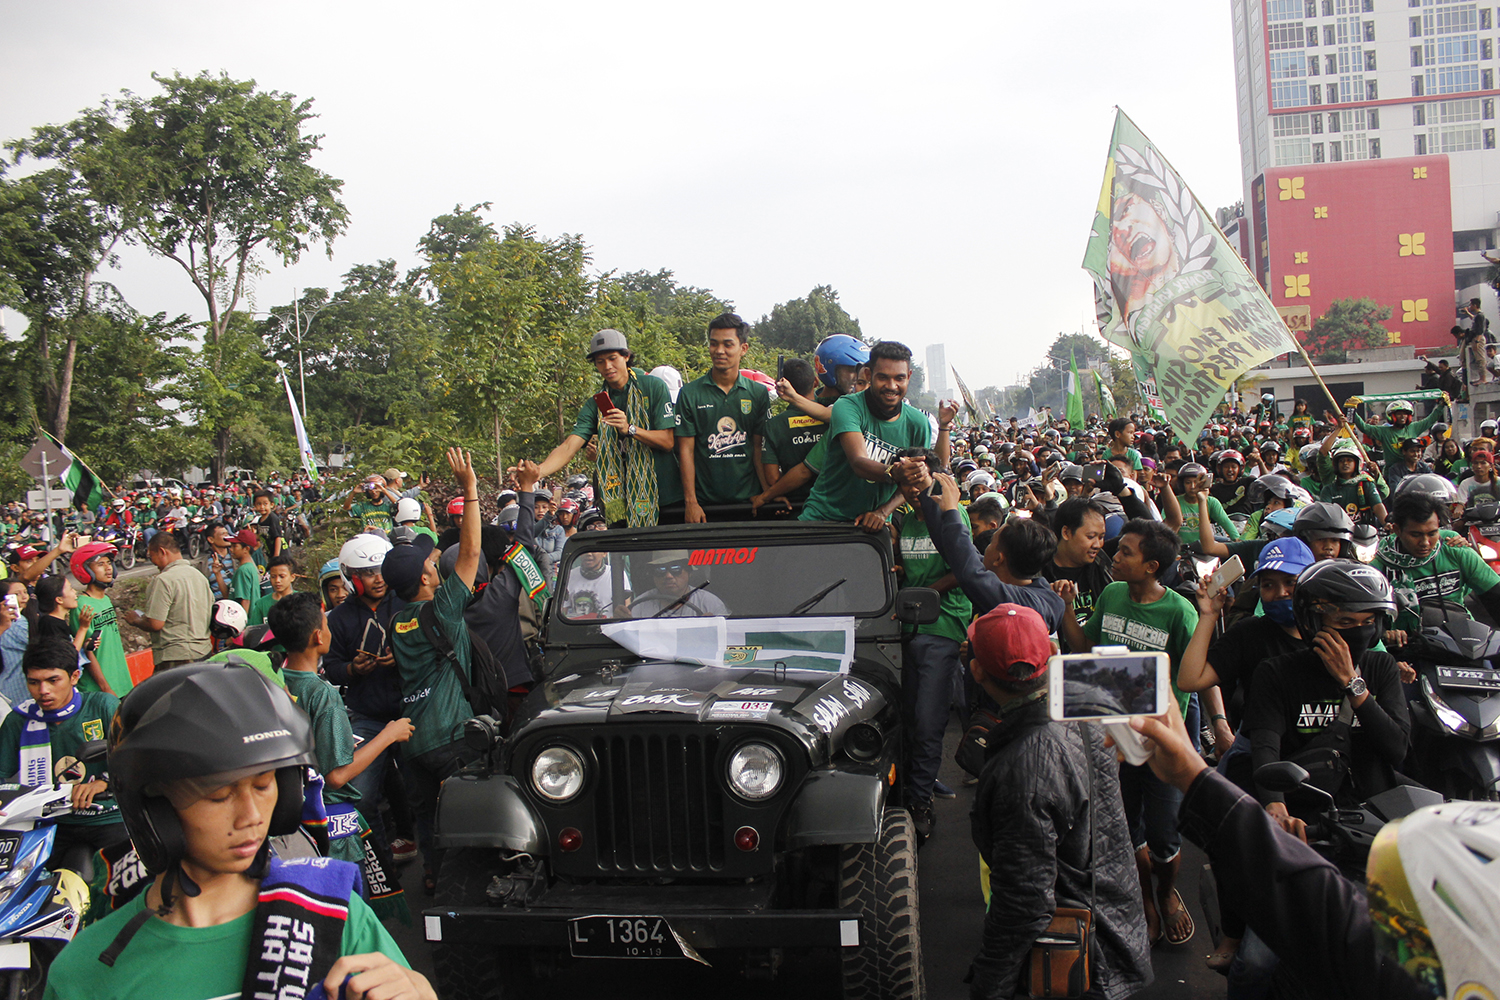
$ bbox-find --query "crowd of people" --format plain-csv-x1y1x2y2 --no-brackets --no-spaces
0,312,1494,999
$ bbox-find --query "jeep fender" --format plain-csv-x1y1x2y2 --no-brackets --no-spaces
435,773,546,854
781,770,885,850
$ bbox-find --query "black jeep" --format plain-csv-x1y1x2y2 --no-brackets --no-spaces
424,520,936,998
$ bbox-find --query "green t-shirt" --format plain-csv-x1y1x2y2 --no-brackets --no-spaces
0,690,120,826
1374,543,1500,632
42,877,406,1000
232,561,260,606
283,669,361,807
898,504,972,643
413,525,438,543
1178,494,1239,545
392,572,473,758
72,595,132,696
349,499,395,534
800,396,935,523
247,592,286,627
1320,476,1382,523
1352,407,1446,469
570,369,684,507
1082,582,1198,716
1105,445,1144,471
761,411,828,503
674,373,772,506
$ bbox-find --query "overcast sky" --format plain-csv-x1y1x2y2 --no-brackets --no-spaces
2,0,1244,393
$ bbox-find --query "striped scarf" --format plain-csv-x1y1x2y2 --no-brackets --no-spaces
596,370,660,527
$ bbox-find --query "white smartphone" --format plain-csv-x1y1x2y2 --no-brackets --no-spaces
1048,650,1172,722
1208,554,1245,595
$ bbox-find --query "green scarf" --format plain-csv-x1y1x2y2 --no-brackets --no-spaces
596,370,659,527
1376,530,1438,570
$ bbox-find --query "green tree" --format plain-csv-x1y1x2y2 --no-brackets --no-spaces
754,285,863,354
1302,297,1391,363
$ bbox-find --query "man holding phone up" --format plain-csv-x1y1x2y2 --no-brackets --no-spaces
532,329,680,527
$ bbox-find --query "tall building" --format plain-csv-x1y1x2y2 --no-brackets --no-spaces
925,344,949,397
1229,0,1499,350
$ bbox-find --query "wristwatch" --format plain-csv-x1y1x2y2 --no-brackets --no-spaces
1345,675,1367,698
626,424,638,438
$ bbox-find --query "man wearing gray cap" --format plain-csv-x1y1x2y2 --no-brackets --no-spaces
531,330,681,527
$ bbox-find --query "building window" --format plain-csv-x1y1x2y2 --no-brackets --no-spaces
1270,23,1306,49
1409,0,1419,8
1306,0,1318,15
1365,50,1378,70
1486,68,1495,89
1327,53,1338,73
1486,128,1497,149
1411,15,1422,36
1330,142,1343,161
1323,0,1333,15
1413,75,1426,96
1485,98,1495,120
1482,7,1493,30
1414,104,1426,125
1308,26,1320,46
1328,82,1340,102
1415,133,1428,154
1363,20,1376,41
1413,44,1425,66
1367,79,1379,99
1313,112,1324,132
1312,84,1323,103
1325,24,1337,44
1314,142,1326,161
1310,57,1321,75
1368,108,1380,129
1484,38,1495,60
1370,137,1381,157
1330,112,1342,131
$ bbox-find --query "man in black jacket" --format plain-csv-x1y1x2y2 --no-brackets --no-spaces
967,603,1152,999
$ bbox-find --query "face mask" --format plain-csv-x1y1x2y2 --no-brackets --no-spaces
1334,622,1379,663
1263,598,1296,626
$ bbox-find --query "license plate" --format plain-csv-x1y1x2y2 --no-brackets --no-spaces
568,915,684,959
1481,525,1500,538
1436,666,1500,691
0,835,22,873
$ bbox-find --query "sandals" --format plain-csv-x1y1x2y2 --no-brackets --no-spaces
1160,887,1195,946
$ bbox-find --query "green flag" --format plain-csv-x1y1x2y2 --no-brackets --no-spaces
1095,370,1117,417
1082,109,1299,442
1065,351,1085,427
43,432,106,511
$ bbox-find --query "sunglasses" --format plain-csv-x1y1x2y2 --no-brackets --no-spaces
652,564,689,577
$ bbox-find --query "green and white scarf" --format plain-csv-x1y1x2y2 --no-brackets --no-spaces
597,370,659,527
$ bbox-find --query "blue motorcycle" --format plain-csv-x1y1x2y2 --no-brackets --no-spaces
0,781,95,998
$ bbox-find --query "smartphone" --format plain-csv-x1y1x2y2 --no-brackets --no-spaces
776,354,785,381
1084,463,1107,484
1209,554,1245,595
926,480,944,499
358,618,387,657
1048,651,1172,721
594,390,617,414
2,595,17,614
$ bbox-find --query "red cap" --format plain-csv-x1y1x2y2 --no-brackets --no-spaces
230,528,259,547
11,545,40,562
1474,451,1494,464
967,604,1054,684
447,496,467,516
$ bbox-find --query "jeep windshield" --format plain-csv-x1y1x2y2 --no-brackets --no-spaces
556,538,890,622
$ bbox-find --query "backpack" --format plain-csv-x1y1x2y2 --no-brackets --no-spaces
415,602,509,721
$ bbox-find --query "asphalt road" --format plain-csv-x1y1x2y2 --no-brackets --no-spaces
386,717,1226,999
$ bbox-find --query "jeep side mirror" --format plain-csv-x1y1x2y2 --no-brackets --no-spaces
894,588,940,626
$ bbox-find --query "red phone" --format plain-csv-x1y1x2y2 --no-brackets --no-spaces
594,390,617,414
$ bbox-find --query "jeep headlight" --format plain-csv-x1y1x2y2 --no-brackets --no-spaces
532,746,585,802
727,743,784,801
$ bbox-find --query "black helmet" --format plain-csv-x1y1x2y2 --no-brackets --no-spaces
1246,473,1308,508
109,662,315,876
567,474,589,490
1177,462,1208,479
1290,559,1396,644
1293,501,1354,542
1392,472,1458,506
576,508,607,531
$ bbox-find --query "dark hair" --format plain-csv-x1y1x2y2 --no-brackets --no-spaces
707,312,750,344
1107,417,1133,438
266,554,297,573
253,490,273,502
1390,492,1447,529
996,517,1058,579
1054,498,1110,537
972,528,996,555
23,638,79,677
897,447,941,474
266,592,323,654
782,357,816,397
34,575,66,614
968,496,1005,524
1120,518,1179,580
867,341,913,369
149,524,183,552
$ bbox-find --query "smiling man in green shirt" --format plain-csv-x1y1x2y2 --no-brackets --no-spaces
676,313,771,522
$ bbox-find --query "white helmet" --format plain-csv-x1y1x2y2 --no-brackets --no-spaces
111,499,126,509
1368,801,1500,997
394,497,422,524
338,534,392,588
966,470,997,489
210,598,247,639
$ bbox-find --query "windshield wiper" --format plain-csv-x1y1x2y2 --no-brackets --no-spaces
788,578,847,616
650,582,713,618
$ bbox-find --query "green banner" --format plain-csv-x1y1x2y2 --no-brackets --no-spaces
1343,389,1449,407
1095,369,1117,417
1066,351,1086,426
1082,110,1299,443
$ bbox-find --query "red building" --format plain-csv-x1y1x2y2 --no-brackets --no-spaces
1253,155,1456,354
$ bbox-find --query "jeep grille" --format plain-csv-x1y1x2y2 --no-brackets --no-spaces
592,732,725,874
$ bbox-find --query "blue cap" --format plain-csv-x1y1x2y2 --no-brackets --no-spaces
1255,536,1315,578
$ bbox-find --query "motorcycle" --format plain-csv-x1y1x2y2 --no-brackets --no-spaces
1394,600,1500,801
116,525,146,570
1458,500,1500,575
0,766,104,998
184,515,208,560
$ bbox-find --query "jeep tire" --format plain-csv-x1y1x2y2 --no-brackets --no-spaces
432,848,539,1000
837,807,925,999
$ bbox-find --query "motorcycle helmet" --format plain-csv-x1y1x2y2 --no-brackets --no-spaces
1366,801,1500,999
1386,399,1415,417
1059,464,1085,483
813,334,870,390
389,525,418,547
567,474,590,491
209,598,247,639
107,662,315,883
318,558,342,588
576,508,607,531
1290,559,1396,646
446,496,467,517
70,542,117,588
1217,450,1245,471
557,498,579,520
1177,462,1208,481
394,497,421,524
1298,444,1324,468
1393,473,1459,507
338,533,393,597
1431,422,1450,440
1259,507,1299,540
1245,474,1312,509
1294,501,1355,544
111,498,126,510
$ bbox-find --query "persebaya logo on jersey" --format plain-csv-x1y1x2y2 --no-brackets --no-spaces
82,719,104,742
740,399,753,415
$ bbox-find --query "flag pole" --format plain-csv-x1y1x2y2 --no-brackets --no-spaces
42,430,116,502
1288,339,1379,466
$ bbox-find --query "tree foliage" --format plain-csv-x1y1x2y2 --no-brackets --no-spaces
754,284,863,354
1302,297,1391,363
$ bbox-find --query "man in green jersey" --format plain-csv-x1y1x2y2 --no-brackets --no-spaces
1348,396,1448,469
892,448,971,842
345,476,398,534
1321,439,1387,526
69,542,132,696
759,358,826,506
676,313,771,522
799,341,948,527
533,329,680,527
1375,492,1500,643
